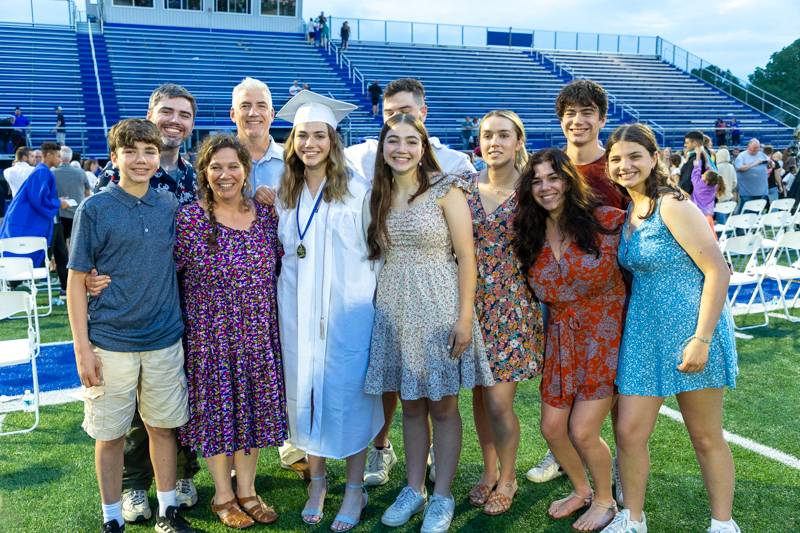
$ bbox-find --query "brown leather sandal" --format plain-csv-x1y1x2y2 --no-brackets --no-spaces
211,498,255,529
468,482,496,507
483,480,517,516
237,495,278,524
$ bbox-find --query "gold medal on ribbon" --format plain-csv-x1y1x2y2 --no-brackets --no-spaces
297,243,306,259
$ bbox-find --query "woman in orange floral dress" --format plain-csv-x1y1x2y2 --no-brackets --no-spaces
514,148,626,532
467,111,544,516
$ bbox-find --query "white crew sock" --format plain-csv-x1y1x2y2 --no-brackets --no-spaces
101,501,123,527
156,489,177,518
711,518,739,531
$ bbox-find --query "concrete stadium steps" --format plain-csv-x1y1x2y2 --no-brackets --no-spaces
102,24,375,141
0,24,88,153
536,50,794,148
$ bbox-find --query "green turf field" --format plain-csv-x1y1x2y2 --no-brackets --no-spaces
0,304,799,532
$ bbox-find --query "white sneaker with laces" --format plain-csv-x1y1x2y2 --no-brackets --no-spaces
526,450,563,483
600,509,647,533
612,455,624,507
381,486,427,527
175,478,198,509
121,489,152,523
421,493,455,533
364,442,398,486
707,520,741,533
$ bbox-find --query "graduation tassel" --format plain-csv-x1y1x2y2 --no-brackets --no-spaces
320,316,326,339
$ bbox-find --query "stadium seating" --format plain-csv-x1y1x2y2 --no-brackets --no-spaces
341,41,627,147
0,23,87,153
536,50,794,148
0,21,794,156
101,23,379,144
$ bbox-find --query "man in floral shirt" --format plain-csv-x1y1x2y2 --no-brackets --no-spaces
94,83,197,207
92,84,200,525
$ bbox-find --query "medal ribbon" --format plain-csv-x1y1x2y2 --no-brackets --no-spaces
296,184,326,246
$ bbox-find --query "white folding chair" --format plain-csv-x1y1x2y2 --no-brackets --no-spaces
0,282,41,436
720,213,759,241
721,234,769,329
713,201,738,236
767,198,795,213
756,211,792,259
0,237,53,317
762,230,800,323
741,199,767,216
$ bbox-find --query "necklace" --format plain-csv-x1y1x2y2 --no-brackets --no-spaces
296,183,326,259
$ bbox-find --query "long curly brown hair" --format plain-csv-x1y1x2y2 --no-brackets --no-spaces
513,148,615,279
194,133,253,253
367,113,442,260
604,123,684,219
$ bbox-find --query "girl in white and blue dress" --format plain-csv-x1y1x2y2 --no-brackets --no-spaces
600,124,739,533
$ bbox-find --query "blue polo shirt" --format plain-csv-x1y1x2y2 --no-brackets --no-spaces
68,182,184,352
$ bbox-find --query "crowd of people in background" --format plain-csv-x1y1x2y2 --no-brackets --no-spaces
0,74,769,533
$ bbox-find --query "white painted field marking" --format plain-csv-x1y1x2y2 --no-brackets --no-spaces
659,405,800,471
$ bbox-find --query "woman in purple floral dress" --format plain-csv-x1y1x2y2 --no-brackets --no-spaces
175,134,287,529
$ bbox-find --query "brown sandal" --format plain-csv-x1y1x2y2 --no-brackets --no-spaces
483,481,517,516
237,495,278,524
211,498,255,529
468,482,496,507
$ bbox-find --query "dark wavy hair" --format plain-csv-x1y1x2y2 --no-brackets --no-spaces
367,113,442,260
604,123,684,220
513,148,614,278
195,133,253,253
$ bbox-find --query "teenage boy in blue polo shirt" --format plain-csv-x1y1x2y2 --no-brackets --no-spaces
67,119,194,533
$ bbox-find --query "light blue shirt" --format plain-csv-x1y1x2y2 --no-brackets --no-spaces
251,136,285,192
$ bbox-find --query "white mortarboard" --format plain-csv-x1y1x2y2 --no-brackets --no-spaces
276,90,357,129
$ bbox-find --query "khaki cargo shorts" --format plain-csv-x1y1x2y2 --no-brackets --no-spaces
82,339,188,441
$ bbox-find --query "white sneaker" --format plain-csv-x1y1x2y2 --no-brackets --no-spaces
526,450,563,483
175,478,198,509
612,456,624,507
121,489,152,523
364,442,398,486
421,493,455,533
707,520,741,533
600,509,647,533
428,445,435,483
381,486,427,527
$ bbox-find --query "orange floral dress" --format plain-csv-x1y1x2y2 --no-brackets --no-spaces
527,206,626,408
466,176,544,382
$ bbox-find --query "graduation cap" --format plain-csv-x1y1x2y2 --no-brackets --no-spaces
276,90,357,129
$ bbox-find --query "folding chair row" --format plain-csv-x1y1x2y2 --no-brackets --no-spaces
0,257,42,437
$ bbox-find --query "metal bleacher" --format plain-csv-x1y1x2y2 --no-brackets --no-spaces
101,23,378,144
0,23,88,154
341,41,627,148
536,50,794,148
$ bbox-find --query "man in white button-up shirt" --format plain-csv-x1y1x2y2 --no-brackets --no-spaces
4,146,34,197
345,78,475,182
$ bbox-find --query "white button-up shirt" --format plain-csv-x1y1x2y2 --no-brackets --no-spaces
4,162,35,197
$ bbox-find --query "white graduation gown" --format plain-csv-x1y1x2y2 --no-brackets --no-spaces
276,175,384,459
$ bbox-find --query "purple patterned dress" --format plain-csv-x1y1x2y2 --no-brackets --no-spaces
175,202,287,458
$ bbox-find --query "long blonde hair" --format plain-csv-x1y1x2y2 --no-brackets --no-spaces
278,123,351,209
479,110,528,172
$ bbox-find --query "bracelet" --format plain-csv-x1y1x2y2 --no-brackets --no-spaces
690,335,712,345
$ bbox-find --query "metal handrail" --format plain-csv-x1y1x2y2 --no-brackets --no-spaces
656,37,800,126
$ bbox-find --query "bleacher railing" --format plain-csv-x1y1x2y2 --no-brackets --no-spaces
327,16,660,55
656,38,800,128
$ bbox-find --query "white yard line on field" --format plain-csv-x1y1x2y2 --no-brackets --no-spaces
659,405,800,471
